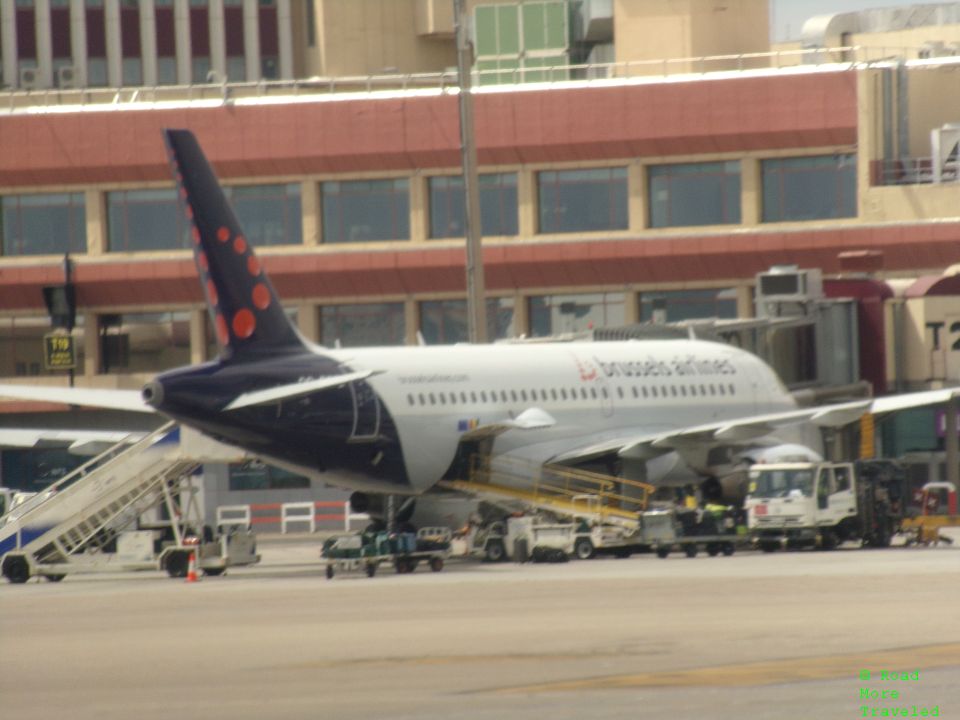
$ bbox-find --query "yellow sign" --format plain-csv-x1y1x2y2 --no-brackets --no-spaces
44,334,76,371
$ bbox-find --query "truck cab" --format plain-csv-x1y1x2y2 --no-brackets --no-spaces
746,462,857,550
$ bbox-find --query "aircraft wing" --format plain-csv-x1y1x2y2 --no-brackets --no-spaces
550,388,959,466
0,429,145,454
0,384,153,413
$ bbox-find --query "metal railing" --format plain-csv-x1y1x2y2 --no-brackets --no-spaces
870,157,960,186
0,45,940,114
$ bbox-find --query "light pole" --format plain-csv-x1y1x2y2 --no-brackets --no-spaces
454,0,487,343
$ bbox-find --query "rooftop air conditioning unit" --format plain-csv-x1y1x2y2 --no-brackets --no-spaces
57,65,77,89
755,266,823,318
19,67,40,89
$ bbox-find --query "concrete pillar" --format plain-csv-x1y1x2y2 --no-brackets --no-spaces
517,168,536,239
297,302,319,343
301,180,319,246
243,0,261,82
277,0,293,80
740,157,761,226
189,309,208,364
1,0,17,89
409,174,427,242
629,162,646,231
83,312,101,377
623,290,639,324
512,292,529,337
174,0,191,85
139,0,157,86
84,190,106,256
35,0,53,88
404,300,419,345
104,0,122,87
69,0,87,88
208,0,226,82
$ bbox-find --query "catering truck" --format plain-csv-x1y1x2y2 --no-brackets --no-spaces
745,460,904,551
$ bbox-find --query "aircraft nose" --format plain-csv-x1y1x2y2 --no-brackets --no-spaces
141,381,165,408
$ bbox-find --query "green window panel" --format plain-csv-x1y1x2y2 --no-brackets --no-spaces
477,57,520,86
475,3,520,56
522,1,569,52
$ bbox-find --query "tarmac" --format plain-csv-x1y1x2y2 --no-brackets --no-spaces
1,534,959,720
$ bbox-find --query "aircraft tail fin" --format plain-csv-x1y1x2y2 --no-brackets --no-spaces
163,129,307,362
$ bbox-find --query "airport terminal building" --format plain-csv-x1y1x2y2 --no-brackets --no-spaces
1,1,960,525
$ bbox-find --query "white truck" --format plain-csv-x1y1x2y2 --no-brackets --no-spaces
745,460,904,551
472,516,576,562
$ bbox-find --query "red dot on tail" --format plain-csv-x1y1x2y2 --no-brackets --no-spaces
217,226,230,243
247,256,261,277
232,309,256,339
185,205,193,219
252,283,270,310
191,227,200,245
198,251,208,271
233,236,247,254
207,279,218,306
215,314,229,345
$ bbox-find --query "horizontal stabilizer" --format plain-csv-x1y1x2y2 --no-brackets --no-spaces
224,370,380,410
0,384,153,413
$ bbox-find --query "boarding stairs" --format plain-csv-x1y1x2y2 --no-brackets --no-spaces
440,455,654,531
0,422,205,580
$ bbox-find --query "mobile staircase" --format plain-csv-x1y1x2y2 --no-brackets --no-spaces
0,422,257,583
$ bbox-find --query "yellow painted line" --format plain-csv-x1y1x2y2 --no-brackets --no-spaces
494,643,960,694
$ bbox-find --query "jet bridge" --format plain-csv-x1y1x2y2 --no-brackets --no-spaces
0,422,256,583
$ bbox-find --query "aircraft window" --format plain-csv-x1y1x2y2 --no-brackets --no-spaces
590,387,597,399
641,387,648,398
451,392,459,404
729,383,736,395
709,385,716,395
560,388,568,400
510,390,517,402
439,393,446,405
601,387,609,399
480,391,487,402
649,387,656,398
680,386,687,397
570,387,577,399
470,391,477,403
418,393,425,405
718,385,726,396
700,384,706,395
521,390,528,402
617,387,624,399
551,389,558,401
689,386,696,396
429,393,436,404
631,386,638,399
501,390,509,402
407,393,414,406
670,386,677,397
581,387,588,399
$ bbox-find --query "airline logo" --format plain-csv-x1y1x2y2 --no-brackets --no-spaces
592,354,737,379
457,418,480,432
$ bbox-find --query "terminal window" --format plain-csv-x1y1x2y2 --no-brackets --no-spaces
320,303,405,348
1,192,86,256
428,173,518,239
648,161,741,228
321,179,410,243
538,168,628,234
224,183,302,246
762,154,856,222
107,189,191,252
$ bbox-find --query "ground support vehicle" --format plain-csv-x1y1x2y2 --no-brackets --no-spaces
322,527,452,578
470,516,576,562
901,482,960,546
0,422,260,583
745,460,904,551
638,507,739,558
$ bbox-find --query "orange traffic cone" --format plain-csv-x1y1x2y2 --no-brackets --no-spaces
186,552,199,583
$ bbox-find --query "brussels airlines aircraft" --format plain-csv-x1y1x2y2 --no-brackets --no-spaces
0,130,954,519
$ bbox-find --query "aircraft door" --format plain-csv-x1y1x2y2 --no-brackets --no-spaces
350,381,380,441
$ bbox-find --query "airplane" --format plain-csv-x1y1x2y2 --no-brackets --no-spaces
0,129,956,529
